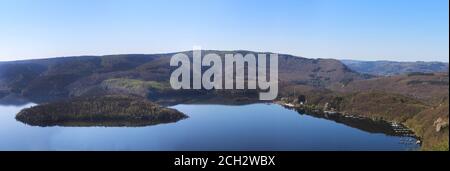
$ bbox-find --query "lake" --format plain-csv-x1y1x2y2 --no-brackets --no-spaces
0,102,419,151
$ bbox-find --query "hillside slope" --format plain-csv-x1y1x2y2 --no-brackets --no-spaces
330,72,449,103
0,50,367,102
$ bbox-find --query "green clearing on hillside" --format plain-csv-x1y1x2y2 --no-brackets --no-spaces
103,78,169,91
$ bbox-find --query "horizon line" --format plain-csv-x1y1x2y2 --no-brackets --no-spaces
0,49,449,63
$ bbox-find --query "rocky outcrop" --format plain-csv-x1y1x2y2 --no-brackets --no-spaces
434,117,449,132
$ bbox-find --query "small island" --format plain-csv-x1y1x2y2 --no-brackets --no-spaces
15,95,188,127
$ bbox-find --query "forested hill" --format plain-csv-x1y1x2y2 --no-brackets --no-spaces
0,50,366,102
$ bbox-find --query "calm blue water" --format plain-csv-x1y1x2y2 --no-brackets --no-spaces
0,103,419,151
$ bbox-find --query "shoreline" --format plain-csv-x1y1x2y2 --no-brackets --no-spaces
275,100,422,147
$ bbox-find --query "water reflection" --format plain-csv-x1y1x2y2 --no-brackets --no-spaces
0,98,420,151
0,94,32,106
290,107,416,137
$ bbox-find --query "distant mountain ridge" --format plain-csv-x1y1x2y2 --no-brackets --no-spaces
0,50,367,102
341,60,449,76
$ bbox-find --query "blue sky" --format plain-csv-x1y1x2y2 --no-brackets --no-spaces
0,0,448,62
